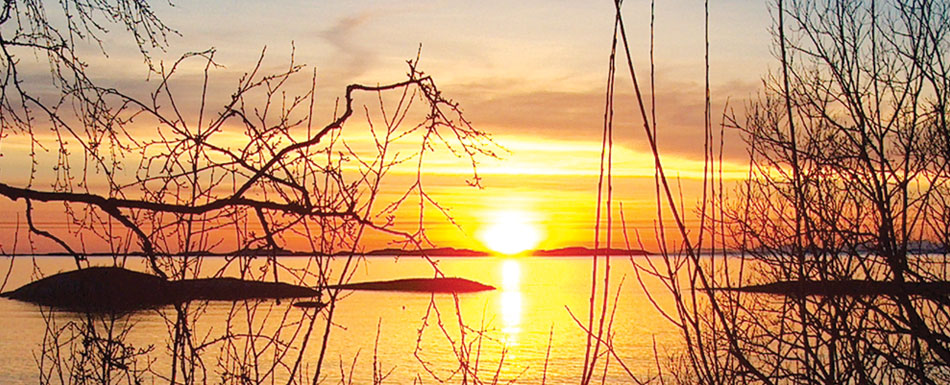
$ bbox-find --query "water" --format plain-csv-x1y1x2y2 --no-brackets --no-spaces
0,256,682,384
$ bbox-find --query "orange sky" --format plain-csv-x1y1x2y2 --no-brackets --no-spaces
0,1,773,254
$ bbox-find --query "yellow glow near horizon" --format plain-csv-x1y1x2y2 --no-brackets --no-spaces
479,211,542,254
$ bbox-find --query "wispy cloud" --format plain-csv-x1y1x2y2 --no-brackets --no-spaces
318,11,379,81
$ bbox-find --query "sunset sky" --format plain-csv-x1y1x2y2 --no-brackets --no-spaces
0,1,775,253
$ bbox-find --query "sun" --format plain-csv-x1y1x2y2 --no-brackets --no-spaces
479,211,542,255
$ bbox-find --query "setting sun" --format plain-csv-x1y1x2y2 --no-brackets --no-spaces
479,211,542,254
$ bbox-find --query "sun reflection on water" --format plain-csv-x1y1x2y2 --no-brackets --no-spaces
499,259,523,346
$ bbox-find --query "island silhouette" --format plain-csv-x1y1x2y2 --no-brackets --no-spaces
1,266,495,312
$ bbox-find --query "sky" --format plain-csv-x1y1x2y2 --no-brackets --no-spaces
0,0,775,254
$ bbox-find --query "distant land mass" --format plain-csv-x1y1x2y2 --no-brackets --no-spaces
710,279,950,297
24,246,652,258
530,247,651,257
365,247,491,257
367,247,650,257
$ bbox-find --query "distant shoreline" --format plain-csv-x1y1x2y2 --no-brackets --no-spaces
9,246,654,258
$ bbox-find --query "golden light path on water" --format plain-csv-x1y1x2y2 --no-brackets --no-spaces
499,258,523,347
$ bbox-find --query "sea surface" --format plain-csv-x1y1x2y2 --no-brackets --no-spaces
0,255,683,384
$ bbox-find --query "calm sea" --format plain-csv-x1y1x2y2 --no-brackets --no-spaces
0,256,682,384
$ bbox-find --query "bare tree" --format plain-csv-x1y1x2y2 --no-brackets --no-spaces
1,1,500,384
621,0,950,384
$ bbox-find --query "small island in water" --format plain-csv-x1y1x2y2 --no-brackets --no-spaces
0,266,494,312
